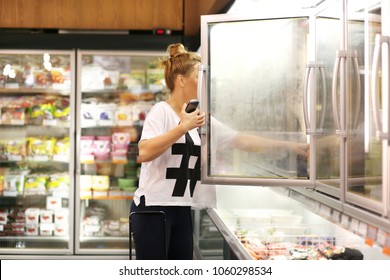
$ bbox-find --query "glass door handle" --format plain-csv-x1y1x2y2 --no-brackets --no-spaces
371,34,390,140
351,50,362,131
303,63,314,135
303,62,327,135
197,64,207,136
332,50,347,137
318,63,327,133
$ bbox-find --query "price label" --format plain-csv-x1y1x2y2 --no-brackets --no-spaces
98,119,114,127
358,222,368,237
10,119,24,125
319,204,331,218
365,225,377,247
3,191,17,197
383,234,390,256
43,119,58,126
117,120,132,126
8,155,22,161
82,119,97,128
350,218,359,233
340,214,349,227
332,210,340,223
34,155,49,161
53,155,68,162
377,230,387,246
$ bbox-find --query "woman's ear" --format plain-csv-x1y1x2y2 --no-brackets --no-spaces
176,74,185,87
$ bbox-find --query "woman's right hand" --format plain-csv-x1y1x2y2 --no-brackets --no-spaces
180,103,205,132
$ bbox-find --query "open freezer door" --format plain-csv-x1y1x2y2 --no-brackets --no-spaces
199,13,315,187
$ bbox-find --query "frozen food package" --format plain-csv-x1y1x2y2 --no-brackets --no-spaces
24,174,48,195
3,173,25,195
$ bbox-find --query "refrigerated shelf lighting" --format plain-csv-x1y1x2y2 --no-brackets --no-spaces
3,64,11,76
227,0,326,13
43,53,52,71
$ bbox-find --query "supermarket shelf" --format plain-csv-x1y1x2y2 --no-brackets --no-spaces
0,87,70,95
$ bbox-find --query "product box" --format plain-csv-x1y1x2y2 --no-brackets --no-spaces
40,223,55,236
46,196,62,210
25,208,40,225
25,224,39,236
0,212,7,225
91,175,109,191
40,209,53,224
80,175,93,191
54,208,69,224
54,224,68,236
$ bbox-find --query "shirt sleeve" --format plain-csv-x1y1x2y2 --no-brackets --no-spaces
210,116,238,150
140,102,166,141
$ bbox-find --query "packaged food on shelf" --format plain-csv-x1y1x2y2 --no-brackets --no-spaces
54,224,68,236
81,65,106,91
81,102,97,127
112,132,130,145
3,172,25,196
46,196,62,210
25,224,39,236
80,175,93,191
27,137,56,161
115,105,133,126
53,138,70,162
96,102,117,126
40,209,53,224
5,139,27,161
91,175,109,191
80,136,95,156
40,223,54,236
25,208,40,225
24,174,48,195
46,173,70,196
0,210,8,225
54,208,69,224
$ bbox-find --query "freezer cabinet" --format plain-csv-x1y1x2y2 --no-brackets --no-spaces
0,50,75,255
204,186,390,260
75,50,164,254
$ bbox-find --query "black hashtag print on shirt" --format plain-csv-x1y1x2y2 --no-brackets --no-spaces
166,132,200,197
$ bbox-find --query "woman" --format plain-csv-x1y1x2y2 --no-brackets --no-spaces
130,43,307,260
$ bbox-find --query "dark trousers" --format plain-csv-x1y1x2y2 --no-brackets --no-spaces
130,196,193,260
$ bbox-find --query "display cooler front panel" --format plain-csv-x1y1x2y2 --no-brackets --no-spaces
75,50,164,255
0,50,75,254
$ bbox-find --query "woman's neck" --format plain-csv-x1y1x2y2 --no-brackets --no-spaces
166,94,185,115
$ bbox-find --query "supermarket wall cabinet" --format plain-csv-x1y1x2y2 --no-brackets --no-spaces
75,50,164,255
0,50,76,255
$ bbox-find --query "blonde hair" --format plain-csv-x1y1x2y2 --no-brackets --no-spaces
161,43,200,95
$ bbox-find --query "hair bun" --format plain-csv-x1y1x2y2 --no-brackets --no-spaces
167,43,187,58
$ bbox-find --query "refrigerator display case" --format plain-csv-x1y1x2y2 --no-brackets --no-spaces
0,50,75,255
201,186,390,260
199,0,390,259
75,50,164,254
312,0,386,218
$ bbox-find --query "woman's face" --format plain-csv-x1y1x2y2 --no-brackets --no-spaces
183,64,199,100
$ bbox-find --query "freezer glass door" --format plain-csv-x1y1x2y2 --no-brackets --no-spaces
200,14,311,186
315,0,385,213
345,0,383,211
76,51,163,254
0,50,75,254
315,0,343,193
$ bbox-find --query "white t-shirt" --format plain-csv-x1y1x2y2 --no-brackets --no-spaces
133,101,237,209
